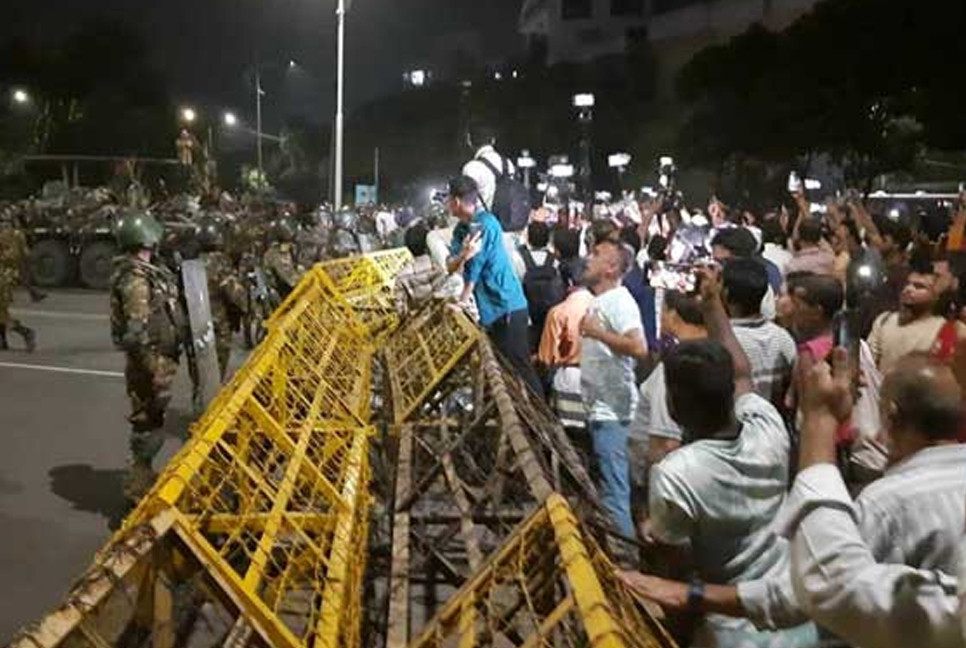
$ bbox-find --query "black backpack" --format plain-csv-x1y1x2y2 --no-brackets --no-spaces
477,156,531,233
519,246,566,327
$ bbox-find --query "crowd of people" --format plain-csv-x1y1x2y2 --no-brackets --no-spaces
390,130,966,648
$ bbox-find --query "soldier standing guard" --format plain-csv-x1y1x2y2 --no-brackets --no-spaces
263,216,303,299
196,216,248,379
110,211,184,501
176,129,195,167
0,209,37,352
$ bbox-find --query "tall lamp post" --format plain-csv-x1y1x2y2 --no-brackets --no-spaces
573,93,595,205
334,0,347,210
517,150,537,190
255,70,265,177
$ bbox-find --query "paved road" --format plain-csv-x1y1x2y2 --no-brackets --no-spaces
0,289,245,642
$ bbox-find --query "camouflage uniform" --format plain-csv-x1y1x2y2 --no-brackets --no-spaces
110,255,183,488
295,223,328,268
201,250,247,378
263,242,301,297
0,219,37,352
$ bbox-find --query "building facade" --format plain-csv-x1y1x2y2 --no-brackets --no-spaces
520,0,824,96
519,0,649,66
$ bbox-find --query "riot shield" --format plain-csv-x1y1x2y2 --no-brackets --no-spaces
243,266,273,349
180,259,222,413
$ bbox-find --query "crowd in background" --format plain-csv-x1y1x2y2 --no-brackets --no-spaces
390,134,966,648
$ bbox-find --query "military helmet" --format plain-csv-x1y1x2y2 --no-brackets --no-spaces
115,210,164,252
270,217,297,243
196,215,226,251
334,208,357,231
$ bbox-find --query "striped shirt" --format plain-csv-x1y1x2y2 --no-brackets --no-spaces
739,444,966,631
732,317,797,406
857,444,966,573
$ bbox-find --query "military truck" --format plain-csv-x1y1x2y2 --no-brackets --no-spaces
19,183,200,289
17,183,119,289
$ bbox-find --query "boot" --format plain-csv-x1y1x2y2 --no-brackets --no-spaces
0,328,7,351
123,461,157,503
13,323,35,353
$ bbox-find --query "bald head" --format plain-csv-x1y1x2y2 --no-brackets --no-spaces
881,353,963,443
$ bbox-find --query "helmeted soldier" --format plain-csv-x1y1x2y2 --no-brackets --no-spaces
196,215,248,378
0,208,37,352
262,216,303,298
110,210,185,501
295,209,329,267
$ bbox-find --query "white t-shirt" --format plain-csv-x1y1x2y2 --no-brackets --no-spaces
649,393,790,576
462,145,515,212
632,363,679,443
649,392,796,646
580,286,644,422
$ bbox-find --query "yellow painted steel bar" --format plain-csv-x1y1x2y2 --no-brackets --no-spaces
545,494,628,648
313,426,371,648
241,377,331,590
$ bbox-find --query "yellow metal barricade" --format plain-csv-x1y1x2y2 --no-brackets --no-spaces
384,302,481,424
408,494,678,648
11,248,678,648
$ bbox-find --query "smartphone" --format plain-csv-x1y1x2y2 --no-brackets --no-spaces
832,310,861,384
787,172,803,195
649,262,698,293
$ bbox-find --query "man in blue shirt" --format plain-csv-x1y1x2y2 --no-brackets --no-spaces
446,176,543,396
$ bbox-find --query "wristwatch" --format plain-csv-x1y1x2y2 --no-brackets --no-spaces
687,579,706,614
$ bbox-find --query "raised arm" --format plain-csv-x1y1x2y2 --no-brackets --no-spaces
849,198,885,251
697,266,753,396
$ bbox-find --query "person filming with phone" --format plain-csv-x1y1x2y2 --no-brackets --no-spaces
446,175,543,397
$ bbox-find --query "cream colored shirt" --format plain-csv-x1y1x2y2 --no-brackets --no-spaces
867,312,965,374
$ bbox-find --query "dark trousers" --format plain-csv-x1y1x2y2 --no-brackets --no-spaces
487,308,545,398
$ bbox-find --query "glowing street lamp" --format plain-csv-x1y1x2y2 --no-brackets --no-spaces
223,112,238,127
181,107,197,123
12,89,29,104
517,150,537,189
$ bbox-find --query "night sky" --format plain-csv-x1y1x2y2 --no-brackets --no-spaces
4,0,524,125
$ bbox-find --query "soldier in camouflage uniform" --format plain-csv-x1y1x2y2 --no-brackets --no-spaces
295,210,329,267
0,208,37,352
110,211,184,501
262,217,303,298
196,216,248,379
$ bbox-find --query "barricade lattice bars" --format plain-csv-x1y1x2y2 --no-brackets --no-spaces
408,495,677,648
10,254,396,648
12,248,678,648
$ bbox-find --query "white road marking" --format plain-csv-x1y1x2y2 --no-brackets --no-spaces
11,309,109,321
0,362,123,378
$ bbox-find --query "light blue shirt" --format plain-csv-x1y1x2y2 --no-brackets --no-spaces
450,210,527,328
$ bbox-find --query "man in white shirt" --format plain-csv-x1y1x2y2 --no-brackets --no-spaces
622,351,966,648
784,350,965,648
579,238,647,539
461,124,527,275
630,268,816,647
462,124,516,215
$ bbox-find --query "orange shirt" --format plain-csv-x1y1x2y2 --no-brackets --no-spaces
537,289,594,368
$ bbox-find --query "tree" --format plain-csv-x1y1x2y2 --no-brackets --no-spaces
675,0,966,199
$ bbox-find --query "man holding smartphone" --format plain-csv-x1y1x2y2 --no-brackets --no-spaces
447,175,543,397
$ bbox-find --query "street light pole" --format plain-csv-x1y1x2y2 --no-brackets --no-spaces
256,68,264,176
334,0,346,210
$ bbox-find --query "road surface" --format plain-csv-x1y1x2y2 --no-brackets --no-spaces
0,289,245,642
